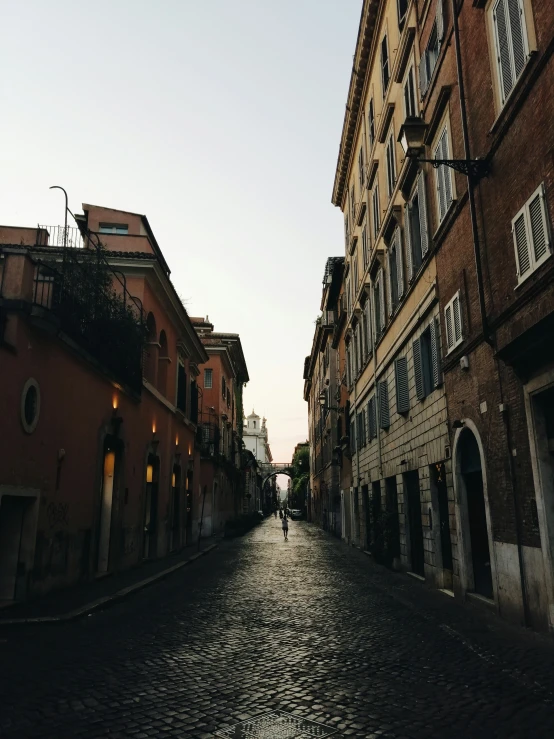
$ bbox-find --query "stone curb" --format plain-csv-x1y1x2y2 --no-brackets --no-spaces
0,543,219,626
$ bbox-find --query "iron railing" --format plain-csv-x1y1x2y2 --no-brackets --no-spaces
32,225,145,393
196,423,220,457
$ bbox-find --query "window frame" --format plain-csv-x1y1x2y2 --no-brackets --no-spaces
204,368,213,389
368,98,376,149
490,0,531,108
444,290,464,354
358,146,365,190
372,184,381,240
381,35,390,97
403,63,417,119
434,123,455,224
512,182,552,285
386,129,397,199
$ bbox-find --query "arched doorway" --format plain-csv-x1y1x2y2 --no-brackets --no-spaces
456,426,494,599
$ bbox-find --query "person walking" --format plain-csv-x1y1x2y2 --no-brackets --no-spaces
282,513,289,541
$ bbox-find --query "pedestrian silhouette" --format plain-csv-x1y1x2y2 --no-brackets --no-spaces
282,513,289,541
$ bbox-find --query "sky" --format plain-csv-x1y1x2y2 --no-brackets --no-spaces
1,0,361,463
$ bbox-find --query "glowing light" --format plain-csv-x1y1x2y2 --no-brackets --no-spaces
112,395,118,410
146,464,153,483
175,434,179,446
171,472,176,487
152,421,156,434
188,444,192,456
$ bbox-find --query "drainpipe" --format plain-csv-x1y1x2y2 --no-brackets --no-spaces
451,0,492,347
451,0,528,624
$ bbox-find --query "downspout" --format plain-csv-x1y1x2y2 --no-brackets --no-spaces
451,0,492,347
451,0,528,624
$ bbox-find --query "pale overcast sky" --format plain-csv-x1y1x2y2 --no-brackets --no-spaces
1,0,360,463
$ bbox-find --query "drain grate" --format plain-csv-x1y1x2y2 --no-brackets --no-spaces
214,710,338,738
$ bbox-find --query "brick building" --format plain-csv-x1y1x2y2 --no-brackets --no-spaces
412,0,554,629
192,318,249,534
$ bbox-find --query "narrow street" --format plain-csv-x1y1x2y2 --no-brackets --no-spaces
1,520,553,739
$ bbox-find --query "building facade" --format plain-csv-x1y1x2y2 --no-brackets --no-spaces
331,0,454,585
418,0,554,629
192,318,249,538
0,204,209,602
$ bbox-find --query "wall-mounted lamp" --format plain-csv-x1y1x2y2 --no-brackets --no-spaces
146,464,153,483
398,117,489,182
152,421,157,435
112,394,118,411
175,434,179,446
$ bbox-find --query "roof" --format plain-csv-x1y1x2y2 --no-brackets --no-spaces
331,0,379,207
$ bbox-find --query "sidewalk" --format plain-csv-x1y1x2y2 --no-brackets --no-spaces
0,538,221,625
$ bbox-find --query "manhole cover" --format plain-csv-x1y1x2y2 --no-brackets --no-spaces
214,710,338,738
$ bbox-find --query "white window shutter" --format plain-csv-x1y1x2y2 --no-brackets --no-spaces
436,0,445,42
395,357,410,414
396,228,404,296
418,172,430,256
419,53,428,98
431,317,442,387
441,128,453,209
453,293,463,343
445,304,454,349
413,337,425,400
435,138,447,222
404,204,414,282
528,186,550,264
512,208,531,278
493,0,514,103
379,380,390,429
508,0,527,80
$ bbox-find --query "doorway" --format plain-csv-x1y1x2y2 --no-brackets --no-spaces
459,430,493,598
170,464,182,552
143,453,160,559
185,471,193,545
405,470,425,577
431,462,453,588
0,493,37,601
97,437,122,574
385,476,401,561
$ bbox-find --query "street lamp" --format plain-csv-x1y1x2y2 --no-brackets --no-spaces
318,391,341,412
398,117,489,182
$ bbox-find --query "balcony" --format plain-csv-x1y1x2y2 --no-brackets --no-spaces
196,423,220,457
31,230,145,393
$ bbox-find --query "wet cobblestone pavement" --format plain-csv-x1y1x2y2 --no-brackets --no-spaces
1,519,554,738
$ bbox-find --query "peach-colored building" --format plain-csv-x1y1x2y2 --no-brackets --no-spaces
0,204,220,603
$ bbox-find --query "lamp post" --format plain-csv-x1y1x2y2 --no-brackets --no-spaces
397,117,489,182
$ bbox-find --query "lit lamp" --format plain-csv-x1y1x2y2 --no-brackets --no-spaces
318,391,341,412
398,117,489,181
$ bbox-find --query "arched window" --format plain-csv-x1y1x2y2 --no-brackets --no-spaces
143,312,157,384
158,330,169,397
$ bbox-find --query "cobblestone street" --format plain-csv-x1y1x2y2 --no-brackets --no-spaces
1,520,554,739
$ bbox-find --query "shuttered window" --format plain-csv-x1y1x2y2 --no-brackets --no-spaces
403,66,417,118
395,357,410,414
368,396,377,440
512,183,551,284
381,35,390,95
444,291,464,353
431,317,442,388
350,420,356,455
365,299,373,356
386,131,396,198
357,411,366,449
492,0,529,105
372,184,381,239
368,99,376,149
362,218,369,267
344,215,350,250
419,1,444,98
388,228,404,314
397,0,408,30
350,184,356,224
374,268,385,338
378,380,390,429
413,327,434,401
434,126,454,223
405,173,428,281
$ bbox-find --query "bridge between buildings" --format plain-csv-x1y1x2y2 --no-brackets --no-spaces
259,462,293,486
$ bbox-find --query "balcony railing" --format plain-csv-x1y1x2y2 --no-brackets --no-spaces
196,423,220,457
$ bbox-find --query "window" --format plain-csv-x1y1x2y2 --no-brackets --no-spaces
353,326,359,377
357,412,366,450
350,184,356,224
353,254,359,296
227,388,231,408
403,66,417,118
374,268,386,337
364,299,373,356
413,329,433,400
368,99,376,149
395,357,410,414
378,380,390,429
222,376,226,399
512,183,551,284
358,147,365,190
387,228,404,314
346,275,352,316
386,131,396,198
350,420,357,455
405,172,429,280
98,223,129,234
444,292,463,353
381,35,390,95
492,0,530,105
344,215,350,250
368,396,377,439
419,1,445,97
204,368,213,389
346,344,352,387
21,378,40,434
398,0,408,30
372,185,381,239
434,125,454,222
177,359,187,413
362,218,369,268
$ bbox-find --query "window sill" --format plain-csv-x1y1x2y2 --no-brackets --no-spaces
514,253,552,291
445,338,464,357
